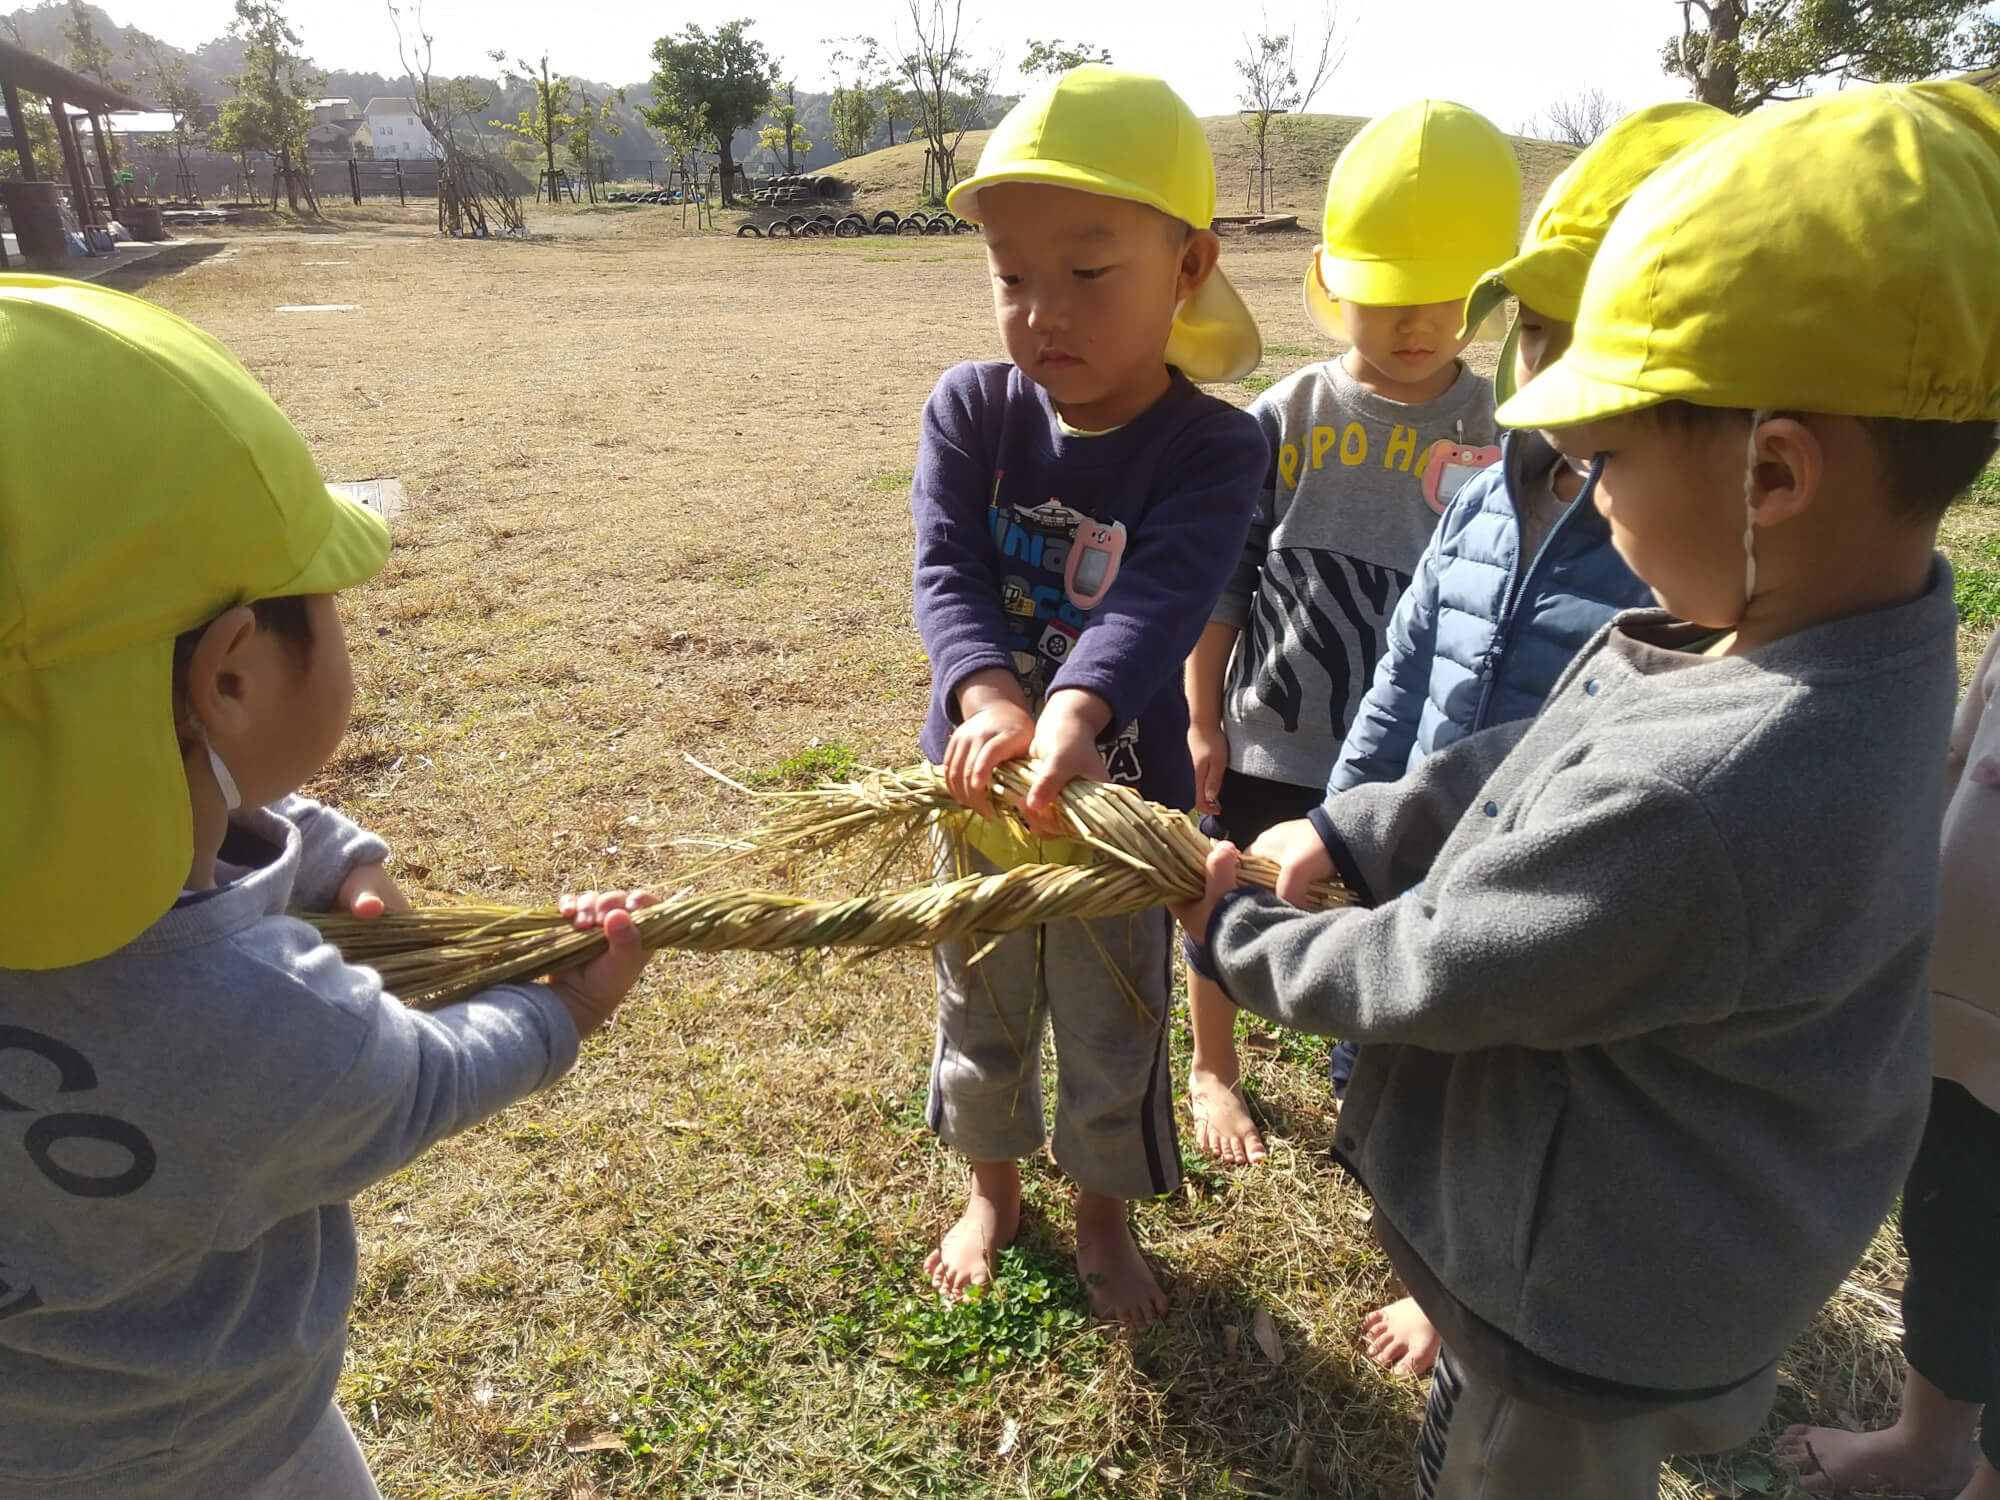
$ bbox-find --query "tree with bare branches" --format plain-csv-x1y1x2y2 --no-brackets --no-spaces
1236,5,1346,214
390,2,524,238
895,0,996,203
1520,87,1623,146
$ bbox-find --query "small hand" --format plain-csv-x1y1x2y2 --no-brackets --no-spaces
551,889,659,1038
943,702,1035,818
1021,695,1110,838
338,863,412,920
1246,816,1333,909
1188,721,1229,816
1168,841,1242,946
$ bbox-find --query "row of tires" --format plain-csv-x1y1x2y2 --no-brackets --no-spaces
736,209,977,240
605,189,702,205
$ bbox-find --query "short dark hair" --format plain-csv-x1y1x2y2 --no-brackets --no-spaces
1639,401,1997,521
170,595,315,751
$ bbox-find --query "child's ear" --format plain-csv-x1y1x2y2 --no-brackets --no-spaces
183,605,261,741
1178,228,1221,298
1748,417,1824,530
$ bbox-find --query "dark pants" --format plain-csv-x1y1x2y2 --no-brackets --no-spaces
1901,1078,2000,1470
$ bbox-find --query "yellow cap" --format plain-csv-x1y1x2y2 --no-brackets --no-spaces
1462,103,1735,402
1303,99,1521,339
0,275,391,970
947,66,1262,383
1499,83,2000,431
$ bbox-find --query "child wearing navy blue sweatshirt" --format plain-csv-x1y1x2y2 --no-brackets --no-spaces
908,68,1266,1326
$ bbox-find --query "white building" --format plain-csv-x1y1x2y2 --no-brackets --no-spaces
359,97,437,160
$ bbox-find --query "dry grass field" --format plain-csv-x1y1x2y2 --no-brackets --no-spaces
103,173,1996,1500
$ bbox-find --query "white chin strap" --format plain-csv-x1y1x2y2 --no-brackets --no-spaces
1742,410,1771,606
207,744,242,813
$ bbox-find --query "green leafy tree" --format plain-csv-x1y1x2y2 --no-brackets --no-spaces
1019,38,1111,76
490,53,581,197
1665,0,2000,113
758,80,811,172
644,20,777,206
568,85,625,193
828,83,879,157
213,0,321,213
62,1,121,88
130,33,211,194
651,85,712,227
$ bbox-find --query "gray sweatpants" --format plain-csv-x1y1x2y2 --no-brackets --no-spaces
926,846,1180,1202
1417,1348,1777,1500
245,1403,382,1500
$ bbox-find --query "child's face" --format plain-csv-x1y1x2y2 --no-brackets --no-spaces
1548,415,1753,626
188,594,356,810
1336,298,1472,394
978,182,1217,426
1512,301,1573,391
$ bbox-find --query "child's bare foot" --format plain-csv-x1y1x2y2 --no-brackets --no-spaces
1774,1423,1976,1497
1188,1064,1268,1166
1074,1190,1168,1329
1362,1295,1442,1376
923,1160,1020,1301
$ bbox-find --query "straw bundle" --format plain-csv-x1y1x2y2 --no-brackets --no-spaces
307,762,1350,1009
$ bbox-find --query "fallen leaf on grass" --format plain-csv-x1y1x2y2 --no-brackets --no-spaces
565,1430,626,1455
1244,1031,1280,1054
1222,1323,1239,1363
1252,1307,1285,1367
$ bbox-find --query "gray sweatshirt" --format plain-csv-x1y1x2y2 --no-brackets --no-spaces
1214,359,1497,787
0,798,578,1499
1204,564,1958,1393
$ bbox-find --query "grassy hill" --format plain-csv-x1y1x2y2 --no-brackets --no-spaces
831,115,1579,226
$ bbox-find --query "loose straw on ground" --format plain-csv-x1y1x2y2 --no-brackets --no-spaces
307,761,1350,1009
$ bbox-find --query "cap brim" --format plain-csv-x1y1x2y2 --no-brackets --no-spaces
1460,273,1512,341
1495,356,1669,431
0,637,191,968
947,162,1184,227
1167,266,1262,383
1314,248,1505,311
273,490,392,599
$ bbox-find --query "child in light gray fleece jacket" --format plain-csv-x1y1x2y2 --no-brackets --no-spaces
1176,81,2000,1497
0,279,655,1500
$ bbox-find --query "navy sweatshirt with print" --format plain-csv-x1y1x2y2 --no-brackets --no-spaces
912,361,1268,811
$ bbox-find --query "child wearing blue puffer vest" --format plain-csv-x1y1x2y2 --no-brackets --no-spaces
1315,102,1736,1381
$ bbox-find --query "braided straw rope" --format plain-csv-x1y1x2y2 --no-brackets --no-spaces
308,762,1351,1009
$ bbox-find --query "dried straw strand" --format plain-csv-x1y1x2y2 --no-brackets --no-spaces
305,762,1349,1009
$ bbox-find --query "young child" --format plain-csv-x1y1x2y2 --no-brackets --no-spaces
1175,81,2000,1496
0,276,656,1499
1185,99,1520,1164
1320,101,1732,1379
1777,623,2000,1500
912,67,1267,1327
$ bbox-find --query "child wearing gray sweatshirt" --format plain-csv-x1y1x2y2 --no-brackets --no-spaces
1175,82,2000,1497
0,279,656,1500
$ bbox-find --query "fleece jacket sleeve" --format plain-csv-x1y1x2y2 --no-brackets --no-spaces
910,370,1018,720
1310,717,1529,906
1209,760,1749,1052
213,926,580,1247
1209,397,1282,630
1327,526,1449,795
1049,412,1267,732
275,793,391,913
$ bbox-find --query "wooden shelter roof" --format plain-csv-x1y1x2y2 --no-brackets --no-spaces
0,36,145,113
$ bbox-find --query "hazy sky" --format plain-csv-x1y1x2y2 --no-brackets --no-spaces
112,0,1691,127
